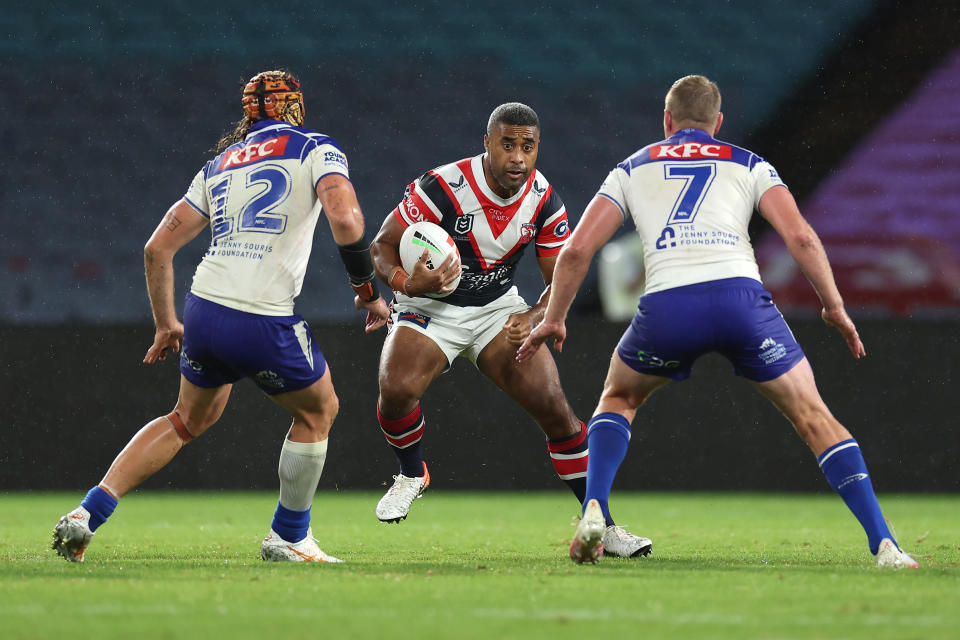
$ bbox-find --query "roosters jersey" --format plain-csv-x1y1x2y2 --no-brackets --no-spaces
183,120,350,315
391,153,570,306
598,128,786,294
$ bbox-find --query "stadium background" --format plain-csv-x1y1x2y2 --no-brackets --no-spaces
1,1,957,493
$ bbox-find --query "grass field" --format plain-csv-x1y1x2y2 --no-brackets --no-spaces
2,491,957,639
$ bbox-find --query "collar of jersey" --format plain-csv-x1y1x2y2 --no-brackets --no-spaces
473,153,531,206
247,119,293,137
670,128,716,143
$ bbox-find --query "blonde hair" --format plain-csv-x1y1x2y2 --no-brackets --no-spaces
665,75,721,128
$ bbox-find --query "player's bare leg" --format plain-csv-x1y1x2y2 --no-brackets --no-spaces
750,357,850,456
752,357,917,567
375,327,448,522
261,369,343,562
101,376,232,497
481,338,654,558
52,376,231,562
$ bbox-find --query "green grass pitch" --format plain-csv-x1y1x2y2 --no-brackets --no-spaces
2,491,957,639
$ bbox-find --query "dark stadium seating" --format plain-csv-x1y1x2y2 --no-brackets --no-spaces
0,1,890,322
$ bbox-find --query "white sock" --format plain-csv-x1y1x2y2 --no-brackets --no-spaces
278,437,328,511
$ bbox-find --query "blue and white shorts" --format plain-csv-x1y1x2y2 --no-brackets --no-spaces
616,278,804,382
179,292,327,395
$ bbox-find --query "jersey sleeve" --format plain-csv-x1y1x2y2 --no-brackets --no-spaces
749,159,787,206
534,187,570,257
391,171,449,227
183,167,210,219
307,138,350,189
595,167,629,223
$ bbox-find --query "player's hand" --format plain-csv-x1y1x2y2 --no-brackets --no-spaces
502,309,539,348
516,319,566,364
355,295,390,333
821,305,866,359
143,322,184,364
404,249,461,297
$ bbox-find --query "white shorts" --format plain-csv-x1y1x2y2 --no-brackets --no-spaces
388,286,530,366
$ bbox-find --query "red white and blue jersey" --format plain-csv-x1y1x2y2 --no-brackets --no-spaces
183,120,350,315
391,153,570,306
597,128,786,294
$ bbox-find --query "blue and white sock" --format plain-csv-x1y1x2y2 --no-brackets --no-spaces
80,486,118,532
584,412,632,525
271,504,311,544
272,438,327,543
818,439,894,554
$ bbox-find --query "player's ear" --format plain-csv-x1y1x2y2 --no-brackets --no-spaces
483,134,489,152
713,112,724,136
663,110,673,137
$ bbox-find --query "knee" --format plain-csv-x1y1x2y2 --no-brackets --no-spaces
789,406,845,445
172,405,222,440
600,384,648,413
378,374,422,412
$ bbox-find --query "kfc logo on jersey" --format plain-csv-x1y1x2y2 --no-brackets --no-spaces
650,142,731,160
220,136,290,170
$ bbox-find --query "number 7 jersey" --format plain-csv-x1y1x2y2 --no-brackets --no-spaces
182,120,350,315
597,128,786,294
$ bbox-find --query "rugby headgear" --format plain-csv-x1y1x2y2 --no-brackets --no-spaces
242,70,304,126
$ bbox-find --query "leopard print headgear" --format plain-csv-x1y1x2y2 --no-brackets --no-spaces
242,70,304,126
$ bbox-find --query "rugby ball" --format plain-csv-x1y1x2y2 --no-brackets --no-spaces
399,221,461,298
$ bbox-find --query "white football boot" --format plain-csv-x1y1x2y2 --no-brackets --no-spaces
260,528,342,563
876,537,919,569
52,506,95,563
376,463,430,523
570,498,606,564
602,525,653,558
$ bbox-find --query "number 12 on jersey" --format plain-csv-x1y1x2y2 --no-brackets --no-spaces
209,164,292,245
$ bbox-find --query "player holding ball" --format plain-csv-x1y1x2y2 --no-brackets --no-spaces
369,103,652,559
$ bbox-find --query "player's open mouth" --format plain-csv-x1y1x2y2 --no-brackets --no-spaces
506,170,524,179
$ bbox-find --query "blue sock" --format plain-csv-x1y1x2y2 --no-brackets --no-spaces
818,439,893,554
584,412,632,525
271,503,311,543
80,486,118,532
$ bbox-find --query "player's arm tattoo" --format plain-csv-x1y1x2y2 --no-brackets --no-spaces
164,211,183,232
320,182,342,194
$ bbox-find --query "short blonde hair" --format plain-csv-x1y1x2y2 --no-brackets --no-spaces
665,75,721,127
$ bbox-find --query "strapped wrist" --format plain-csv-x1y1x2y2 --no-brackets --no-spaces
389,266,409,295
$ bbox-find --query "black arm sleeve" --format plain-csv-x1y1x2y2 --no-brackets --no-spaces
337,237,380,301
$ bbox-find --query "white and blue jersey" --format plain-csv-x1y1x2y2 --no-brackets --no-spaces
598,128,785,294
599,128,802,382
177,119,347,393
183,119,350,315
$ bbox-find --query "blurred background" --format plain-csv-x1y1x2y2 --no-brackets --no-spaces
2,0,957,493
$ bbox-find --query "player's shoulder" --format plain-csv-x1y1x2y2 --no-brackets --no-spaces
711,137,770,170
409,156,474,202
285,124,343,151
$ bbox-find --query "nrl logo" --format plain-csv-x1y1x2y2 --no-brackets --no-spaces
455,214,473,234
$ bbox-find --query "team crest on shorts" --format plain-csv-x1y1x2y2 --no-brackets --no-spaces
256,370,286,389
398,311,431,329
